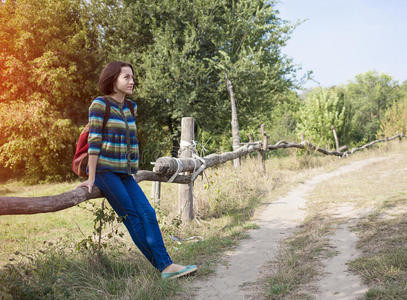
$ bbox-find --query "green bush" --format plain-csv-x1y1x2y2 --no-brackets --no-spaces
0,102,78,183
378,96,407,138
296,88,345,149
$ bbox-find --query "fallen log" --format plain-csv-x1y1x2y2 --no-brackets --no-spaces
0,186,102,215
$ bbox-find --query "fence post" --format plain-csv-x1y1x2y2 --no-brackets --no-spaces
248,133,258,160
260,124,268,173
151,167,161,205
247,133,254,144
178,117,194,222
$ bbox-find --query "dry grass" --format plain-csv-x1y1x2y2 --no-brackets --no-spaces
348,196,407,299
306,147,407,213
267,215,332,299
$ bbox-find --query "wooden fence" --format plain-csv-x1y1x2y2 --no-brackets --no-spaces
0,117,405,221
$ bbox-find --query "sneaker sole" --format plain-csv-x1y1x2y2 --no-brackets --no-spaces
165,266,198,280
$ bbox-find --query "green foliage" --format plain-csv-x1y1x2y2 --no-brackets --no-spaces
0,0,301,179
296,88,345,149
76,200,125,258
345,71,402,143
0,0,102,119
0,0,102,182
98,0,300,159
7,0,407,182
379,95,407,138
266,91,302,143
0,101,78,183
294,71,406,149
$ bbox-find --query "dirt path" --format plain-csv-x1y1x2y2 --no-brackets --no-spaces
315,205,369,299
186,157,388,299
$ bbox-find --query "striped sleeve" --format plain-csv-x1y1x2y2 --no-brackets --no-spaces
88,97,106,155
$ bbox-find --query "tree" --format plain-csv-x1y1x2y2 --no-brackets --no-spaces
266,90,302,143
0,0,102,182
224,70,241,167
345,71,402,143
99,0,299,161
296,88,346,149
0,0,301,181
379,95,407,138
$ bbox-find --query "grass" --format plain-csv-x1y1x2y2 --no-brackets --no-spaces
348,196,407,299
1,141,405,299
265,141,407,299
267,215,332,299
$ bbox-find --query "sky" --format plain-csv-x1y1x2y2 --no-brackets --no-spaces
276,0,407,89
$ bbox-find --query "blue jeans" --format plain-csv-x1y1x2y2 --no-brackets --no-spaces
94,172,173,272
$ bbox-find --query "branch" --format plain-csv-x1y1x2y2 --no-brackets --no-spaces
0,171,191,215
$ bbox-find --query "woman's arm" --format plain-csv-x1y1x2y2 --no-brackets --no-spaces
76,97,106,193
76,154,98,193
87,154,98,182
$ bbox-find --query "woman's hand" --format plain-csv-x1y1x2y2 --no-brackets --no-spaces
77,154,99,194
76,179,95,194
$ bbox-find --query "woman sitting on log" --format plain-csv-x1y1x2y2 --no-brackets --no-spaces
76,61,197,279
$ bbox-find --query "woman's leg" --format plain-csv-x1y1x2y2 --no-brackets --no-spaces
94,172,171,270
121,174,173,272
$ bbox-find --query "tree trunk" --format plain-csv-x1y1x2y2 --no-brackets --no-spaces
224,70,240,168
331,125,340,151
260,124,268,173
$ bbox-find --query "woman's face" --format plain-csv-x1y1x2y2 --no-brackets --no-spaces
113,66,134,95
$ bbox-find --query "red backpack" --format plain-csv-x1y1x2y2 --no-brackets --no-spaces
72,97,135,177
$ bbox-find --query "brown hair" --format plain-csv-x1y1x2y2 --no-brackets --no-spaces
98,61,134,95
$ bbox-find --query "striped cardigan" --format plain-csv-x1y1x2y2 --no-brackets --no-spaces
88,96,139,174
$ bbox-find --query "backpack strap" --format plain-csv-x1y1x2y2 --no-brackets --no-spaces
102,96,111,131
126,100,135,119
99,97,133,133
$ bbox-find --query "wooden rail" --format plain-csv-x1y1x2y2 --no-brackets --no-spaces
0,132,405,216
